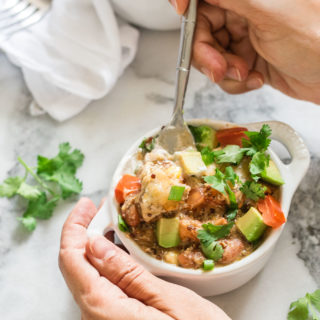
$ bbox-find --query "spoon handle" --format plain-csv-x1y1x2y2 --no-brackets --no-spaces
171,0,198,127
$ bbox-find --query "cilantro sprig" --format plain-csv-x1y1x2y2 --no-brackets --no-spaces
0,143,84,231
197,222,234,261
200,147,224,166
287,289,320,320
202,125,273,182
240,181,267,201
204,167,240,221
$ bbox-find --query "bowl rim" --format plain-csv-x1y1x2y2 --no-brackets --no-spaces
105,119,308,278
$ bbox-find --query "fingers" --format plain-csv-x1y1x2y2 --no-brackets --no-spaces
193,3,250,83
169,0,189,15
60,199,172,320
219,70,264,94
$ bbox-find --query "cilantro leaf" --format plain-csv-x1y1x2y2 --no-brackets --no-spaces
226,184,238,221
288,290,320,320
249,152,270,182
139,137,155,153
200,147,223,166
23,192,60,220
198,222,234,246
42,166,83,199
18,216,37,232
204,167,240,221
0,177,23,197
209,242,224,261
204,170,226,194
216,145,245,165
37,143,84,199
201,241,224,261
37,142,84,176
225,166,239,186
16,182,41,200
241,181,267,201
242,124,272,155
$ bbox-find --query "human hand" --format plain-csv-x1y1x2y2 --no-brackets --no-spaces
59,198,231,320
170,0,320,104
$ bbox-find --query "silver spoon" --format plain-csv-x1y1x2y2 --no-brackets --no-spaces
157,0,198,154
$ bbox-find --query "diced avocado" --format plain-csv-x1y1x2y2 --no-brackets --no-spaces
261,160,284,186
189,125,217,150
156,217,180,248
236,207,267,242
178,151,207,175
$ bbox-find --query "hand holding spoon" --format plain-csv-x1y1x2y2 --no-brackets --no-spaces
157,0,198,154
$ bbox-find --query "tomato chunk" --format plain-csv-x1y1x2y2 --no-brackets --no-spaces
115,175,141,204
216,127,248,147
258,195,286,228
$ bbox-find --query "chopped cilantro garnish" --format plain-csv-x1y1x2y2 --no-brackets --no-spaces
168,186,185,201
204,169,227,195
139,137,155,153
198,222,234,261
242,124,272,155
249,151,270,181
216,145,245,165
198,222,234,246
204,167,240,221
240,181,267,201
0,143,84,231
287,289,320,320
200,147,224,166
118,214,129,232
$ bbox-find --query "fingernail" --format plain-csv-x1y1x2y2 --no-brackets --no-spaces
90,237,115,260
246,78,264,90
169,0,178,12
226,67,242,81
201,68,215,83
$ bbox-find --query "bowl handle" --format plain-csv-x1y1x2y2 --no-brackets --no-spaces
246,121,310,193
87,199,114,237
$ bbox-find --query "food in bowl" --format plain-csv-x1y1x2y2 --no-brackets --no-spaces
114,124,286,271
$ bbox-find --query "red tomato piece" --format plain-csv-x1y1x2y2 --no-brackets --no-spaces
258,195,286,228
115,175,141,204
216,127,249,147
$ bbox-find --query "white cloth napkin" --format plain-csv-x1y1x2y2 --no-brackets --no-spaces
0,0,139,121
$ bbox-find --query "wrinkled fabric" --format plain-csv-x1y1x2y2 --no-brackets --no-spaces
0,0,139,121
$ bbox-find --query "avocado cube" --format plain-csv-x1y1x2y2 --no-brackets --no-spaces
236,207,267,242
156,217,180,248
178,151,207,175
189,125,217,150
261,160,284,186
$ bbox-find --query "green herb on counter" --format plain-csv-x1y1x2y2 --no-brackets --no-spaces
287,289,320,320
0,143,84,231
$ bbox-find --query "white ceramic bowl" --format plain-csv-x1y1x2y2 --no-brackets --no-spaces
88,119,310,296
110,0,181,30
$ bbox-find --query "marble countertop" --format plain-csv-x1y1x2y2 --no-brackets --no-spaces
0,28,319,320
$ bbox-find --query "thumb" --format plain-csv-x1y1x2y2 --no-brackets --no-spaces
86,236,232,320
86,236,170,304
